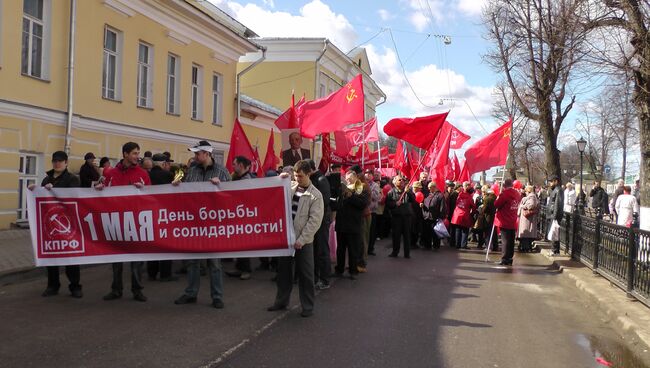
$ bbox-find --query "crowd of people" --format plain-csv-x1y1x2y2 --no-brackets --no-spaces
29,142,643,317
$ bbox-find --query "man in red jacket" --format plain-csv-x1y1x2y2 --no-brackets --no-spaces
494,179,521,266
96,142,151,302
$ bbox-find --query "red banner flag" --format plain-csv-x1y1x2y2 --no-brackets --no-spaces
458,159,471,182
253,147,264,177
262,129,280,174
443,122,471,149
318,134,332,174
344,117,379,145
26,179,296,266
333,130,353,157
452,153,461,181
393,140,411,178
274,95,305,130
463,119,512,175
383,112,448,150
226,119,256,173
299,74,365,139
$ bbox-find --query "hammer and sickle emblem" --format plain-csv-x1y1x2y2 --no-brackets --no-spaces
49,214,72,236
346,86,358,104
503,127,512,138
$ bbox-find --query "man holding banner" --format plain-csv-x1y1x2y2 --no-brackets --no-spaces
268,160,323,317
174,141,231,309
98,142,151,302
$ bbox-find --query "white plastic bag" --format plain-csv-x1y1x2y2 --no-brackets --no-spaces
434,219,450,238
547,219,560,241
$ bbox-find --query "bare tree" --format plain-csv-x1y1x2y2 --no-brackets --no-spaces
585,0,649,225
484,0,593,183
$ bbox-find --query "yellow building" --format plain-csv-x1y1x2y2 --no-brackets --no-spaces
237,38,386,165
0,0,263,229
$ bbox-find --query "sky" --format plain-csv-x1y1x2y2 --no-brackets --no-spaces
206,0,640,177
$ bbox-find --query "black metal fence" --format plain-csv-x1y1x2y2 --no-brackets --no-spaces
538,206,650,308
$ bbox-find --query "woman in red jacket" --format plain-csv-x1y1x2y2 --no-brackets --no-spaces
451,187,476,249
494,179,522,265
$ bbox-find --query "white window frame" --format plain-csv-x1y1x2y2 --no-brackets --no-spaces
102,25,123,101
191,64,203,121
166,53,180,115
17,153,39,221
137,42,154,108
21,0,51,79
211,73,223,126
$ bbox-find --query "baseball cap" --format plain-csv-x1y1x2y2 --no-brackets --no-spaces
52,151,68,162
84,152,96,160
548,174,559,181
188,140,213,153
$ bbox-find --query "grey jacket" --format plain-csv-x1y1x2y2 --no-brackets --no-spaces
291,181,324,246
548,185,564,221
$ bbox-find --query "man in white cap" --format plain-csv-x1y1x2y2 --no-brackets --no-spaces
173,140,231,309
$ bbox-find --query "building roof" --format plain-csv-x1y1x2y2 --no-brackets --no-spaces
241,95,283,116
186,0,259,38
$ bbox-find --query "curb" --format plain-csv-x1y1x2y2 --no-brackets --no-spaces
541,250,650,350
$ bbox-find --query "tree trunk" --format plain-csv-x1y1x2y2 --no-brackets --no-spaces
538,108,562,183
620,126,627,180
506,144,517,179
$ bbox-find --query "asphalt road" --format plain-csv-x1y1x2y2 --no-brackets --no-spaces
1,239,649,368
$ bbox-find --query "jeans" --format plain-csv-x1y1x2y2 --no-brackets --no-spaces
47,265,81,291
184,259,223,302
454,226,469,248
500,228,516,262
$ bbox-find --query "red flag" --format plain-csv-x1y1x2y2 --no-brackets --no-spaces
443,122,471,149
318,134,332,174
334,130,353,156
344,117,379,145
299,74,365,139
463,119,512,175
393,140,411,178
262,129,280,174
383,112,448,150
274,95,305,130
252,147,264,177
452,153,461,180
226,119,256,173
458,159,471,182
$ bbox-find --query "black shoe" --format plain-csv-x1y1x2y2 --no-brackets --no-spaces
496,260,512,266
103,291,122,301
70,289,83,298
267,304,287,311
159,276,179,282
368,251,376,256
300,310,313,318
388,253,398,258
404,255,411,259
174,295,197,305
41,288,58,297
133,292,147,302
212,299,224,309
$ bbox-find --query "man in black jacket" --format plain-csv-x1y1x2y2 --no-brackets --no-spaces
385,175,415,258
79,152,99,188
225,156,254,280
147,153,177,282
589,181,609,216
30,151,83,298
548,175,564,255
308,160,331,289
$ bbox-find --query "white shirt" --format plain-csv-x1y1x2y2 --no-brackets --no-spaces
615,194,639,226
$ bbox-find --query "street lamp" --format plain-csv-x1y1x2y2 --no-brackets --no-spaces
576,137,587,214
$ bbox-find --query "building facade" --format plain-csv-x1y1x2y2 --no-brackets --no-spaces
237,38,386,164
0,0,260,228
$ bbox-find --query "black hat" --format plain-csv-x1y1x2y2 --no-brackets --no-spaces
84,152,96,160
52,151,68,162
188,140,213,153
152,153,170,162
349,165,362,175
548,174,559,181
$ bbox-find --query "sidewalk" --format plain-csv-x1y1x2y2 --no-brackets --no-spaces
537,241,650,352
0,229,35,277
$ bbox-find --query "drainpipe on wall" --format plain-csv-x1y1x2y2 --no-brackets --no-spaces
64,0,77,155
312,41,329,154
236,47,266,120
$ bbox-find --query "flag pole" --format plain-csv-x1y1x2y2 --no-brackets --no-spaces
378,139,382,170
361,120,366,169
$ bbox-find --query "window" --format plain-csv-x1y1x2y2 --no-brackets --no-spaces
21,0,45,78
17,154,38,221
191,64,203,120
102,26,122,100
212,151,224,166
211,73,222,125
166,54,180,114
137,42,153,108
